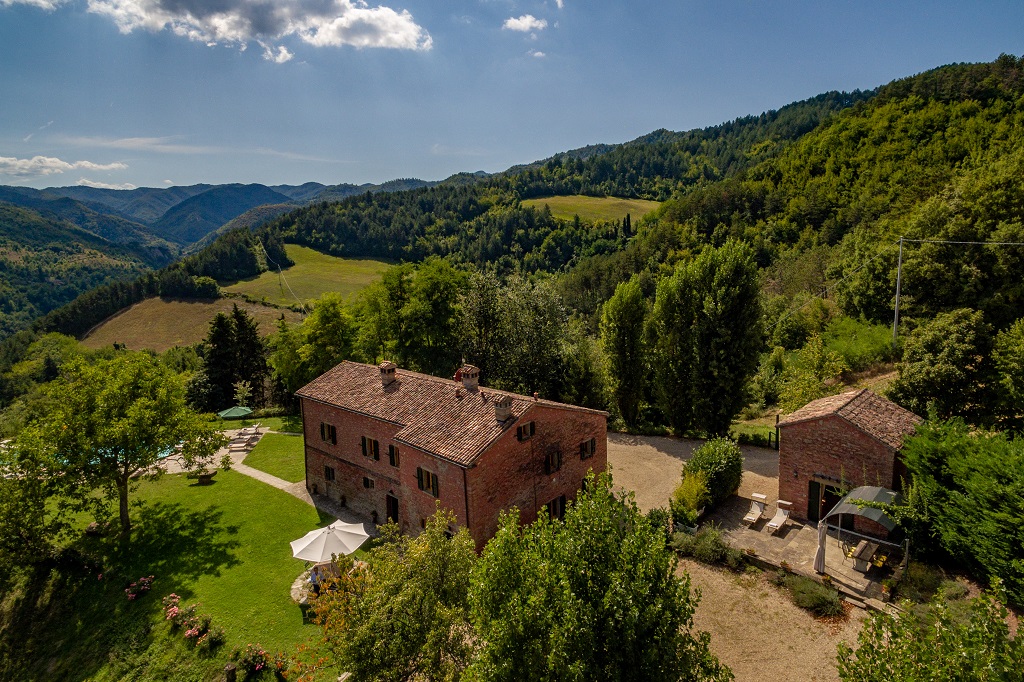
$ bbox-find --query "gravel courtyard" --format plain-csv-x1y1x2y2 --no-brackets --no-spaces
607,432,865,682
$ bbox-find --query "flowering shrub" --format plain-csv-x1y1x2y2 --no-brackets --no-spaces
196,625,226,652
236,643,270,676
160,593,226,652
125,575,155,600
271,651,289,676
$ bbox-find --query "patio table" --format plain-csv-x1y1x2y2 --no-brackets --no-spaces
851,540,879,573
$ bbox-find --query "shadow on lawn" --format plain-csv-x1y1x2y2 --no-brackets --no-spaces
107,501,243,588
0,502,241,682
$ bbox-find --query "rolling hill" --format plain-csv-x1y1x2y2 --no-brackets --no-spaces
149,184,294,245
0,203,161,337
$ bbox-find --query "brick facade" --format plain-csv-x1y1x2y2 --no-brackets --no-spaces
464,404,607,545
298,361,607,548
779,416,898,535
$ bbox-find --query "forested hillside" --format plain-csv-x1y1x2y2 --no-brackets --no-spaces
7,57,1024,436
0,204,161,337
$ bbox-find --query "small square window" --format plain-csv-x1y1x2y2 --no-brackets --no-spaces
516,421,536,441
580,437,597,460
363,476,375,489
324,465,336,481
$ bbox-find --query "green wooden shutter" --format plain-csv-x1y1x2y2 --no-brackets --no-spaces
417,467,424,490
431,473,439,498
361,436,367,456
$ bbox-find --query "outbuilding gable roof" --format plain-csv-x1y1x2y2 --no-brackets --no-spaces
296,361,607,467
778,389,922,450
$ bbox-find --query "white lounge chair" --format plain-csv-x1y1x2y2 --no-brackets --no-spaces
743,493,767,525
766,500,792,535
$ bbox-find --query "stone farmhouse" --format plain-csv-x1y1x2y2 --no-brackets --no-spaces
778,389,921,535
296,360,608,547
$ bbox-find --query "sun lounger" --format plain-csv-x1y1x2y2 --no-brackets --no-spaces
743,493,767,525
766,500,792,535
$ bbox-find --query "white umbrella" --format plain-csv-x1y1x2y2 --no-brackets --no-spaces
290,521,369,562
813,521,827,574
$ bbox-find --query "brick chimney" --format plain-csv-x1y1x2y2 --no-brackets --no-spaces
460,364,480,391
379,360,397,387
494,394,512,422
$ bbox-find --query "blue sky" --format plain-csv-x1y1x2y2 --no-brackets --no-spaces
1,1,1022,190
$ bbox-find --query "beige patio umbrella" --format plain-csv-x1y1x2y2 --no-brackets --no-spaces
813,521,827,573
290,521,369,562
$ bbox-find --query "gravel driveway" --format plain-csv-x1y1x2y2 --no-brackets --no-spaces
608,432,865,682
607,432,780,511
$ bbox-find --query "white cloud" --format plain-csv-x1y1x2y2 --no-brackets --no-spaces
503,14,546,32
528,49,545,58
0,155,127,179
555,0,563,8
58,135,218,154
163,179,174,185
77,178,137,190
83,0,432,59
1,0,65,10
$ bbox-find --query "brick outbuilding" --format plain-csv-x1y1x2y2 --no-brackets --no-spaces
778,389,921,533
295,361,608,548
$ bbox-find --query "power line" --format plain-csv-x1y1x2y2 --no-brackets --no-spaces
257,239,308,316
766,240,899,332
902,238,1024,246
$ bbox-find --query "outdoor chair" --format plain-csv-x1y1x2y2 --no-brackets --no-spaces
742,493,767,525
766,500,792,535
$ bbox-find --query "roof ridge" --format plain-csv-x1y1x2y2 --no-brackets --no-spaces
338,360,608,416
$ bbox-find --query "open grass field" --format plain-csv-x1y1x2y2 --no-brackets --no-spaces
0,470,333,681
80,298,303,353
244,433,307,483
521,195,661,222
223,244,391,307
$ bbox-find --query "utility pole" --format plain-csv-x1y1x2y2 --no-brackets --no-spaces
892,236,904,349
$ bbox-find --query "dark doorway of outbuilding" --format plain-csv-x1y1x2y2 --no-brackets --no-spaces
386,494,399,524
808,481,853,529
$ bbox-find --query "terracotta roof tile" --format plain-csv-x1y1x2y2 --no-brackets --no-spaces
295,361,607,466
779,389,922,450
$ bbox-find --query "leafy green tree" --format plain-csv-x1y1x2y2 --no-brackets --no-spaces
600,275,648,426
299,293,358,379
888,308,993,422
837,585,1024,681
779,334,848,412
26,353,224,533
466,472,732,682
311,509,476,682
993,317,1024,429
400,258,468,377
900,419,1024,605
649,241,762,436
0,430,64,571
353,264,413,363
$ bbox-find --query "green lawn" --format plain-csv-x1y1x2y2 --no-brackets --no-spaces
244,433,307,483
521,195,661,222
222,244,391,306
0,471,335,680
